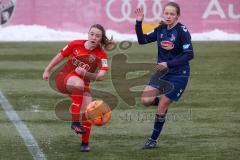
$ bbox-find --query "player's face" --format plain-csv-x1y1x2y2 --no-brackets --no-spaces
88,27,103,47
163,6,179,27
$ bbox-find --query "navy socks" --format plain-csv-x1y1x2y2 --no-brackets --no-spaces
150,114,166,140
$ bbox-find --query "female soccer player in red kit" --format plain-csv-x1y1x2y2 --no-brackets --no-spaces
43,24,112,152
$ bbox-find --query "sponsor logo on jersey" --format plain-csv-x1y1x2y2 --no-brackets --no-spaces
72,57,90,71
161,41,174,50
183,44,191,50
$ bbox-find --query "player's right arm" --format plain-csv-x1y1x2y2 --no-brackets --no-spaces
43,41,75,81
43,53,64,81
135,7,157,44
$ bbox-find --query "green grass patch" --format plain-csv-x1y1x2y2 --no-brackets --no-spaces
0,41,240,159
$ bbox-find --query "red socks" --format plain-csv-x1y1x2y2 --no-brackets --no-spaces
82,121,92,143
71,94,83,122
70,87,92,143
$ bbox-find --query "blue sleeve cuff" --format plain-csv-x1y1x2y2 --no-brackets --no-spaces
166,61,173,68
136,20,142,25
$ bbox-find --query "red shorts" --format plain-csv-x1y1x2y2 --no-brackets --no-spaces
55,71,90,94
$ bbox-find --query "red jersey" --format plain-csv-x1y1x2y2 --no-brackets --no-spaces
61,40,108,72
54,40,108,93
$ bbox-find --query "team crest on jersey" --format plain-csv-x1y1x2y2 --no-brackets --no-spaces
161,41,174,50
0,0,17,25
88,54,96,63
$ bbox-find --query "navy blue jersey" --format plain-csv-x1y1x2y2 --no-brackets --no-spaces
135,21,194,75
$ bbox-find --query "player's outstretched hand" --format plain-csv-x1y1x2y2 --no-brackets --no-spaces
135,7,144,21
42,70,50,81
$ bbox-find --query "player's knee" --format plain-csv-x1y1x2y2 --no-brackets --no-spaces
66,76,85,92
141,97,152,106
159,96,172,107
73,81,85,90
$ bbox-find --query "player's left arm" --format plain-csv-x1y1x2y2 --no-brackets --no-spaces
166,26,194,68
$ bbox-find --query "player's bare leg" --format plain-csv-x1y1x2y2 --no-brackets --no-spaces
157,95,172,115
66,76,85,93
141,85,159,106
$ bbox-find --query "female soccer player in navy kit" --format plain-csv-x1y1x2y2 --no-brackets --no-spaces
43,24,112,152
135,2,194,149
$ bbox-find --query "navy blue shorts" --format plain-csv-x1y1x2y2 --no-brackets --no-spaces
148,72,189,101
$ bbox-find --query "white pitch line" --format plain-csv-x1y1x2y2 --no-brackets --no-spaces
0,91,47,160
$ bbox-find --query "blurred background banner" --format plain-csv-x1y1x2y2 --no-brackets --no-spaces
1,0,240,33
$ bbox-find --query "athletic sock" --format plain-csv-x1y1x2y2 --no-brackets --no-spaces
82,120,92,143
150,114,166,140
71,88,83,122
